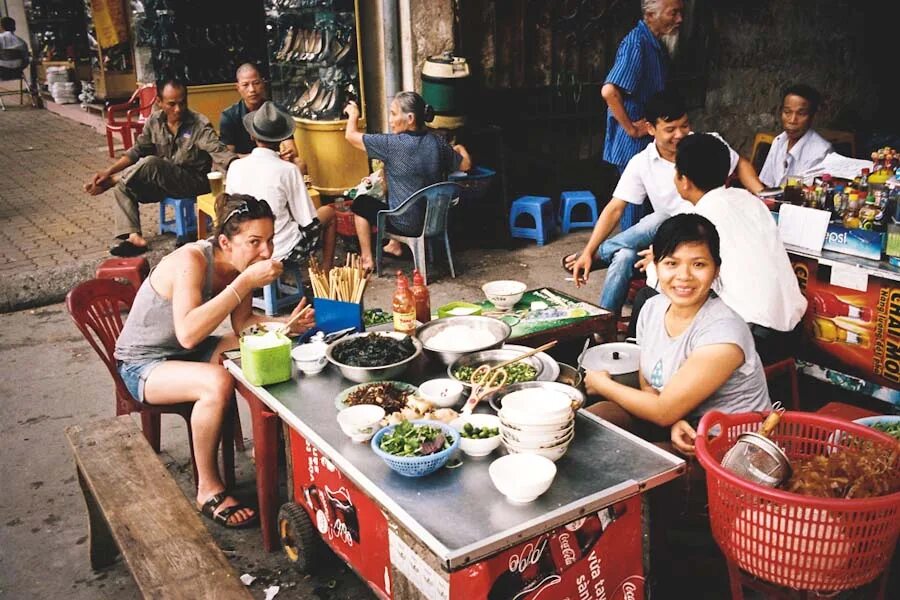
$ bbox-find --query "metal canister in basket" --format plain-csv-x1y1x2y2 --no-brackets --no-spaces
720,407,791,488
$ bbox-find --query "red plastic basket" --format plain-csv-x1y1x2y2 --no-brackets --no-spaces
695,410,900,592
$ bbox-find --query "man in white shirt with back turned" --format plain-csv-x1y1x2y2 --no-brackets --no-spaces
759,84,832,187
637,133,807,363
225,101,336,270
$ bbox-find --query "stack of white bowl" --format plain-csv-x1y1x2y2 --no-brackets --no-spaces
497,388,574,461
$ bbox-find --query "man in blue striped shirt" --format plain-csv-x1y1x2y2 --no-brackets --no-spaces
602,0,684,230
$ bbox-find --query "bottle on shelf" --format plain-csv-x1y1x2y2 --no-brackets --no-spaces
410,269,431,324
810,290,873,321
812,317,870,347
392,271,417,334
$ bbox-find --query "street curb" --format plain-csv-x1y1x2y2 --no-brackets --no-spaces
0,239,176,313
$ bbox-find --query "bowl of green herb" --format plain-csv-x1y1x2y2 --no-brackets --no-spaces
371,420,459,477
448,349,543,387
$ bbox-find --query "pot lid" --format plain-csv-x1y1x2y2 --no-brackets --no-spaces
422,53,470,79
579,342,640,375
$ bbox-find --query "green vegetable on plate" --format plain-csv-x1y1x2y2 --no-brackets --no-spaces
379,421,453,457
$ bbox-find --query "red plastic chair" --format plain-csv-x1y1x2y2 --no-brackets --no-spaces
104,84,157,158
65,278,235,489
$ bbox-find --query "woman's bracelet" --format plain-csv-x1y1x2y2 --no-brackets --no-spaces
226,283,242,304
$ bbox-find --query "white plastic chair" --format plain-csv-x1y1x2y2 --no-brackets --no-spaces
375,182,461,284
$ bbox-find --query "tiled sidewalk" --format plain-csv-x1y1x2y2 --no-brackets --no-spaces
0,102,171,310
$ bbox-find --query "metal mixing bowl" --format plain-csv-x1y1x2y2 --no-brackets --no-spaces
325,331,423,383
447,349,544,385
555,363,584,390
415,315,511,366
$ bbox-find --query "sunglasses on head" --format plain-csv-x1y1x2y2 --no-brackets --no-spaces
221,197,272,227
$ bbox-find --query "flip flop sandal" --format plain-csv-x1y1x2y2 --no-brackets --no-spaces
109,240,147,257
560,253,576,273
199,493,259,530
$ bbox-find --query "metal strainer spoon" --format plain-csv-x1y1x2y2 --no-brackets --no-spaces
720,403,791,488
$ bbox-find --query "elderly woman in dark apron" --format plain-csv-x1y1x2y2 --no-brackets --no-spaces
343,91,471,271
114,193,315,528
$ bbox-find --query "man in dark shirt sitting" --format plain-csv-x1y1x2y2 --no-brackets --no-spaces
84,79,237,256
219,63,306,174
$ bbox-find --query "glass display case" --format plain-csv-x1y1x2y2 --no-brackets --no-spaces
265,0,362,120
25,0,91,64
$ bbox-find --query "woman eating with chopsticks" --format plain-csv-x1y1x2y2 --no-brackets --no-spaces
114,193,315,529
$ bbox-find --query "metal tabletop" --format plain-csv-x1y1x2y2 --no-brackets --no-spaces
226,355,684,570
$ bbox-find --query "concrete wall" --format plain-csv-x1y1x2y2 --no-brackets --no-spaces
689,1,880,154
407,0,455,93
401,0,899,156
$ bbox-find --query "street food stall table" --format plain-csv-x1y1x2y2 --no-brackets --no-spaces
784,244,900,408
225,355,683,599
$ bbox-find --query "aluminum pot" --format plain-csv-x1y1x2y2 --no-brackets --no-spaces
415,315,511,366
578,341,640,389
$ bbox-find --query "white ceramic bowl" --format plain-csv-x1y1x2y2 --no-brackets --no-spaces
482,280,527,310
417,378,465,408
499,388,573,426
503,428,574,449
451,414,502,457
489,453,557,502
336,405,386,443
505,443,571,462
500,422,574,445
291,343,328,375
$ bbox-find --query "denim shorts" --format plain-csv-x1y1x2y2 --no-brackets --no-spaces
117,335,221,403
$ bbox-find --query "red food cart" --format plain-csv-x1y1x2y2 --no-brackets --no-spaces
226,356,683,599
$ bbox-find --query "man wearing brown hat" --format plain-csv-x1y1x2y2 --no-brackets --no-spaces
225,101,335,270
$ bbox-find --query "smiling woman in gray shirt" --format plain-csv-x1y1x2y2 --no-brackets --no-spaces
585,214,771,455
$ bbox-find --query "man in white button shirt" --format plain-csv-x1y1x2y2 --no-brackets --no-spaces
567,90,763,313
636,133,807,362
226,102,336,270
759,84,832,187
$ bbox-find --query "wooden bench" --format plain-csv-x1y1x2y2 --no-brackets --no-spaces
66,416,253,600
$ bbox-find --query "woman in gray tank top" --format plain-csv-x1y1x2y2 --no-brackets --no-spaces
584,214,771,454
115,193,316,529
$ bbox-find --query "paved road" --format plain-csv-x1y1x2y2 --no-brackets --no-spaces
0,103,173,312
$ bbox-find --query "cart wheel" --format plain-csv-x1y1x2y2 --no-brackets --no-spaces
278,502,321,572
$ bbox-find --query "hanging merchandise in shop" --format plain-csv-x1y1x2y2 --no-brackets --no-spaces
138,0,266,86
266,0,360,120
90,0,128,48
83,0,135,100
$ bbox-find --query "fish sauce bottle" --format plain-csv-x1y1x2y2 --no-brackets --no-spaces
392,271,417,334
411,269,431,324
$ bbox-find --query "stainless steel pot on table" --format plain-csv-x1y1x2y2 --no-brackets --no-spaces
578,341,641,389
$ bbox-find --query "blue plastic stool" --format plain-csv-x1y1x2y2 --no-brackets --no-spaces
159,197,198,243
559,190,598,234
252,262,305,316
509,196,554,246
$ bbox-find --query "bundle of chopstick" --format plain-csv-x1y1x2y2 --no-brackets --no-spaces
308,253,369,303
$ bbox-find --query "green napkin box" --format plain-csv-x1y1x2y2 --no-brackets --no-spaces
240,333,292,386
